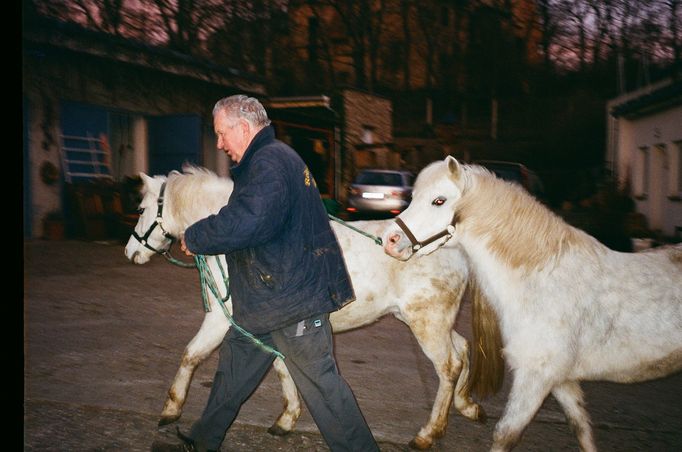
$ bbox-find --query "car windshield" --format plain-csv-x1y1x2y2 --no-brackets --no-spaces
355,171,403,186
488,167,521,183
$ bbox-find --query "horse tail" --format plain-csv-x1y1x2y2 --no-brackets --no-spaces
464,277,505,399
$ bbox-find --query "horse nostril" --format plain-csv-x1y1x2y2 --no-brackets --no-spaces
388,233,401,246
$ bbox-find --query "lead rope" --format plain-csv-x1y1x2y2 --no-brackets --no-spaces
327,214,383,246
162,245,197,268
194,254,285,360
185,214,378,361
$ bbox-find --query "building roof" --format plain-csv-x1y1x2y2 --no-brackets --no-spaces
266,96,339,128
609,78,682,119
22,16,267,95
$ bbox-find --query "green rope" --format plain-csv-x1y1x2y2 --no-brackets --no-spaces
194,254,285,360
163,250,197,268
327,214,383,246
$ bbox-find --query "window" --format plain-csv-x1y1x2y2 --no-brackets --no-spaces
634,146,649,199
307,16,319,62
361,125,375,144
356,171,403,187
670,141,682,199
441,6,450,26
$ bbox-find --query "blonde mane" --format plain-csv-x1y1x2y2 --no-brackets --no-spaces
166,165,234,228
457,164,603,271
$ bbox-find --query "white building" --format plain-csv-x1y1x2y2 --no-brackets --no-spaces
606,78,682,241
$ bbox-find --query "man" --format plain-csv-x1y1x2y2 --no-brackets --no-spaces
176,95,379,452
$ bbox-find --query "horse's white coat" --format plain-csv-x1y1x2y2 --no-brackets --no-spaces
382,157,682,451
124,166,482,449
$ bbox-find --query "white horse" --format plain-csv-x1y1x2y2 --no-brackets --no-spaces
382,156,682,451
124,165,484,449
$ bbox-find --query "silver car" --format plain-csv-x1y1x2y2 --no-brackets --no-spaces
346,169,414,218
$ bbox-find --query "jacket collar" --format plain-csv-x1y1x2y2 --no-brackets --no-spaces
231,125,276,176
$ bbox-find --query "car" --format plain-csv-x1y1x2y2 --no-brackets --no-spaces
346,169,414,218
474,160,545,199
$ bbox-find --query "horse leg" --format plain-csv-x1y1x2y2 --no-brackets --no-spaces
159,309,229,426
401,310,482,450
267,357,302,436
551,381,596,452
491,369,553,452
451,330,486,422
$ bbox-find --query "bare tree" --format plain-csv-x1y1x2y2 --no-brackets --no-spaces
312,0,388,91
557,0,592,71
151,0,227,55
666,0,682,76
400,0,412,90
71,0,125,36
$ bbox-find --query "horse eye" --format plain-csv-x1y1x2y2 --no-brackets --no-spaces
136,207,145,214
432,197,446,206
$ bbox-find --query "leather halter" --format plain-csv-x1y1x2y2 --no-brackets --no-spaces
131,182,175,255
394,210,459,252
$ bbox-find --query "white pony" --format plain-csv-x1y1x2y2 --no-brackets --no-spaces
382,156,682,451
124,165,485,449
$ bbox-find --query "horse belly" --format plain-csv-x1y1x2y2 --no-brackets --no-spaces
581,347,682,383
573,304,682,383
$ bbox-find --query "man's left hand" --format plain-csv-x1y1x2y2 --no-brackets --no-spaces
180,237,195,257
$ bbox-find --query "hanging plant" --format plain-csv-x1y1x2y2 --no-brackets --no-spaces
40,160,60,186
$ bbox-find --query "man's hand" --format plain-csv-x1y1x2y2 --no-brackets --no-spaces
180,236,195,257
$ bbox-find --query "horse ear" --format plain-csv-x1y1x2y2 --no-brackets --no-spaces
139,172,154,187
445,156,462,182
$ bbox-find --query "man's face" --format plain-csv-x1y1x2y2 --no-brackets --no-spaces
214,110,249,163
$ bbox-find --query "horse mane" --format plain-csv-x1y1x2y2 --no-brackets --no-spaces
166,164,234,229
457,164,603,272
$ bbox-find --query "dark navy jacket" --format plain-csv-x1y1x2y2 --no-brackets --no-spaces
184,126,355,334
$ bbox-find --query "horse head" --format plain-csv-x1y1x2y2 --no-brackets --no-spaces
383,156,467,261
124,172,175,264
124,165,234,265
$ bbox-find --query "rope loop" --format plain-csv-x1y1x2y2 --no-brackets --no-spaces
194,255,285,360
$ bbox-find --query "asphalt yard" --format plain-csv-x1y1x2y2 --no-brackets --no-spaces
24,239,682,451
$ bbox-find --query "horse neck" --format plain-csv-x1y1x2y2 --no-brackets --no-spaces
165,174,233,234
456,173,598,273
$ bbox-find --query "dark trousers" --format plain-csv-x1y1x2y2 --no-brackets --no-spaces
188,313,379,452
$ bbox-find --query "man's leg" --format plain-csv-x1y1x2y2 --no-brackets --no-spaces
187,327,275,451
271,313,379,452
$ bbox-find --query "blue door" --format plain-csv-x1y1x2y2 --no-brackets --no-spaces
60,101,111,181
148,115,202,176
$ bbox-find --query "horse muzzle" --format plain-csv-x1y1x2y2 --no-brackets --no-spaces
382,227,414,261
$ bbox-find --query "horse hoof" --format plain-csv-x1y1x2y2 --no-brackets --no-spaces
158,415,180,427
408,436,433,450
267,425,291,436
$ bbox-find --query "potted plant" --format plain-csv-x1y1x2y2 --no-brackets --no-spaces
43,210,65,240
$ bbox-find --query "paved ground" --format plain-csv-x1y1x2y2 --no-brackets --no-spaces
24,239,682,451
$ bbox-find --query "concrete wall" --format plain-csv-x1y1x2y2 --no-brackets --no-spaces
608,95,682,238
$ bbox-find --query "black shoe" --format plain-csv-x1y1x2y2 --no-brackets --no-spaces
175,427,196,451
175,427,217,452
149,440,189,452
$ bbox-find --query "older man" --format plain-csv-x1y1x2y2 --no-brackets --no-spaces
176,95,379,452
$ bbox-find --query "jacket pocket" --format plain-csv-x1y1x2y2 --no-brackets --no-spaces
248,248,276,290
